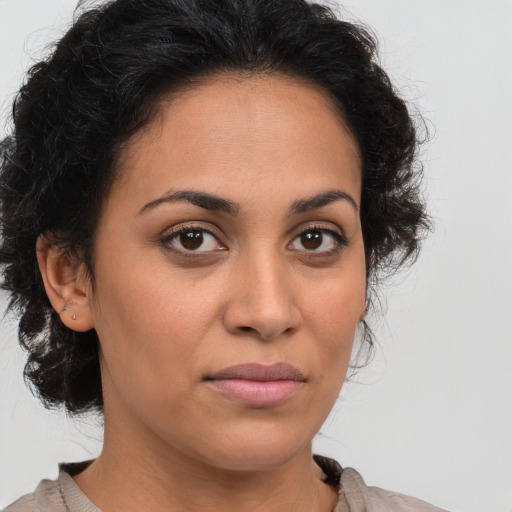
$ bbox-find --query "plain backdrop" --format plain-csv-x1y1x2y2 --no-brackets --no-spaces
0,1,511,511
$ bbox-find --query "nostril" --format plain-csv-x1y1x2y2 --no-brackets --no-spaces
237,325,295,337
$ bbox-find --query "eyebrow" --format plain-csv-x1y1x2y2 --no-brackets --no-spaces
137,188,358,216
288,189,358,215
137,190,240,216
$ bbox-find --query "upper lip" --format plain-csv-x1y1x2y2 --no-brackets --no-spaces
207,363,305,382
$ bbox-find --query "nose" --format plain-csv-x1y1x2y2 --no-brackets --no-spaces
223,251,302,341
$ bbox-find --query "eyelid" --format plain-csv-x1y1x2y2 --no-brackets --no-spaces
161,222,225,240
159,221,348,257
160,222,228,254
293,222,346,240
288,223,349,255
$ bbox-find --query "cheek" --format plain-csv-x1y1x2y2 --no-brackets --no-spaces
93,243,214,335
304,266,366,373
90,255,221,405
321,288,365,341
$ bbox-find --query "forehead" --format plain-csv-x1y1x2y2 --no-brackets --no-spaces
113,73,362,207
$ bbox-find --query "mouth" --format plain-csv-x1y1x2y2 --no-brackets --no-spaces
205,363,306,408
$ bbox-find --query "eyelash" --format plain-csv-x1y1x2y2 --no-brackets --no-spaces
290,224,349,258
160,223,348,258
160,224,226,257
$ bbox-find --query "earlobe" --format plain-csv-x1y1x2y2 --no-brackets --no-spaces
360,301,369,321
36,235,95,332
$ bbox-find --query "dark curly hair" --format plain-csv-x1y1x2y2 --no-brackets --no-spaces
0,0,429,414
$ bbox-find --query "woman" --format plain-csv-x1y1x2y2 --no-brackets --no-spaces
0,0,446,510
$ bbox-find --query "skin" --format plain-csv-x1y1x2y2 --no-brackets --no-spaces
37,73,366,512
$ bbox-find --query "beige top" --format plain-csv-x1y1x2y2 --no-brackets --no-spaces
3,457,449,512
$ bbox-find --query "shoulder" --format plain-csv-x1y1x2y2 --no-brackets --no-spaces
340,467,450,512
2,477,64,512
2,462,97,512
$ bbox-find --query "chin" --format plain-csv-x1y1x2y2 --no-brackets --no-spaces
191,425,313,473
211,449,306,473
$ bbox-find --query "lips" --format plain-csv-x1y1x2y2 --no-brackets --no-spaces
206,363,305,408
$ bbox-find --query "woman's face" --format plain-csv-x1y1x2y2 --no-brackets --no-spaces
87,74,366,471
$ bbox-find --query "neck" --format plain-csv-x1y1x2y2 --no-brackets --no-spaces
73,413,337,512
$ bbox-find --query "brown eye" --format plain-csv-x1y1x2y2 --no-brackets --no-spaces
180,230,204,250
163,227,226,253
300,230,322,250
289,227,346,254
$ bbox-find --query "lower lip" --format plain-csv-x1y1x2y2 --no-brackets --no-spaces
207,379,302,407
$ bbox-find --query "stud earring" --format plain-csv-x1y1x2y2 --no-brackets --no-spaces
62,305,76,320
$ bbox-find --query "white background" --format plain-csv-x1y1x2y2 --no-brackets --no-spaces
1,1,511,511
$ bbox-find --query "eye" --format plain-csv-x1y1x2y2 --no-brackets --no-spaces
162,226,226,253
288,227,347,254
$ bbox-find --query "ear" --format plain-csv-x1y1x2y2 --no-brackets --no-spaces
360,300,369,322
36,235,95,332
